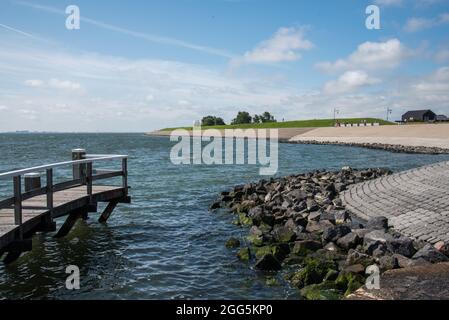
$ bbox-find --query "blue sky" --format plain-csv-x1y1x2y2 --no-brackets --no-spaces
1,0,449,131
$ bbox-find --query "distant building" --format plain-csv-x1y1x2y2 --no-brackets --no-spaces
401,109,436,122
436,114,448,122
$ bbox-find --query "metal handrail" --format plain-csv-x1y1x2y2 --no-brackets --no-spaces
0,155,127,179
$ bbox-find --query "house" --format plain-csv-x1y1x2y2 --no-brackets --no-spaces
401,109,436,122
436,114,448,122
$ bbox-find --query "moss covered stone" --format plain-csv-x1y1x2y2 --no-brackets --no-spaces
238,212,253,226
225,237,241,248
335,272,365,296
237,247,251,261
300,282,343,300
290,257,337,288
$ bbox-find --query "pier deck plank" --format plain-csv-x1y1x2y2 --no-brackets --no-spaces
0,185,127,251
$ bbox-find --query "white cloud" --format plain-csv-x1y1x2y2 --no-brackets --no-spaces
435,49,449,63
231,27,313,67
374,0,403,6
404,13,449,32
323,70,380,94
48,78,81,90
145,94,155,101
24,79,43,87
0,105,8,111
316,39,408,73
412,66,449,92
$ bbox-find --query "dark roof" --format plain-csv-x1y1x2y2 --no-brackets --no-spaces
402,109,435,119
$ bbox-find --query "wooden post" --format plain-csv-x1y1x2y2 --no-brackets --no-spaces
122,158,128,195
98,200,119,223
46,169,53,212
72,148,86,182
86,162,93,200
24,172,41,192
13,176,22,226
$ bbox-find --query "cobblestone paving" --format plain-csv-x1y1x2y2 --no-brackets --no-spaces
341,161,449,244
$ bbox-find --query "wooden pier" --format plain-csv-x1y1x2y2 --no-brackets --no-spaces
0,149,130,264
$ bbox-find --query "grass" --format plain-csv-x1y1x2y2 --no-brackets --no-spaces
160,118,394,131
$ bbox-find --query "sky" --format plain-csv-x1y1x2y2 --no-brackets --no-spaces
0,0,449,132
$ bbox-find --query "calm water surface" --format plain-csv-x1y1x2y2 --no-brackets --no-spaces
1,133,448,300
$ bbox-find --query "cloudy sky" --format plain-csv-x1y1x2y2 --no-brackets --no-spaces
0,0,449,132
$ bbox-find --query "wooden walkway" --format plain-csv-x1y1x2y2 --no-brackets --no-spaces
0,150,130,264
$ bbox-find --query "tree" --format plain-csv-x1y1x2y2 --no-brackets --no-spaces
260,112,276,123
201,116,226,126
253,114,261,124
231,111,252,125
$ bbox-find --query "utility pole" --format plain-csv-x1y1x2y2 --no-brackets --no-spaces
333,108,339,125
386,107,392,122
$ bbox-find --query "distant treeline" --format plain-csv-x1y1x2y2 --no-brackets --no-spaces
201,111,277,126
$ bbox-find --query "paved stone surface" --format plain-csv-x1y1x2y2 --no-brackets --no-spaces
341,161,449,244
346,262,449,300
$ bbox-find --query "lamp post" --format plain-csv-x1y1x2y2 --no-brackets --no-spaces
386,107,392,122
333,108,339,125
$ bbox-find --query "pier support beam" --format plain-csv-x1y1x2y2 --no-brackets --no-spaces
54,209,85,238
98,200,119,223
1,239,32,265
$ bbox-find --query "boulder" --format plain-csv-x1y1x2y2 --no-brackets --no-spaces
308,211,322,222
412,244,449,263
333,210,350,224
387,237,416,258
306,198,319,212
393,253,430,268
434,241,449,257
379,255,399,271
322,225,351,243
323,242,340,252
365,216,388,230
306,220,333,234
337,232,361,250
255,254,282,271
236,247,251,261
346,249,374,267
292,240,323,255
342,264,365,275
320,212,336,224
209,201,221,210
272,226,296,243
225,237,240,248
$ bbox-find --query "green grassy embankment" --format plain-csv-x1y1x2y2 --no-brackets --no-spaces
160,118,393,131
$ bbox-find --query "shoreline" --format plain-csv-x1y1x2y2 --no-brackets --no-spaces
212,166,449,300
147,123,449,155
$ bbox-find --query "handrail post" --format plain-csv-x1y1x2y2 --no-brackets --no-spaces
72,148,86,183
86,162,93,201
46,169,53,212
122,158,128,195
13,175,23,238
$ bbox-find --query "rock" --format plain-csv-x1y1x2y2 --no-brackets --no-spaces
412,244,449,263
306,198,319,212
322,225,351,243
323,242,340,252
392,254,430,268
225,237,240,248
333,210,350,224
336,232,361,250
308,211,321,222
387,237,416,258
209,201,221,210
363,230,394,254
255,254,282,271
254,245,289,261
300,283,342,300
434,241,449,257
342,264,365,275
236,247,250,261
346,249,374,267
320,212,336,224
324,269,339,281
290,258,336,288
272,226,296,243
306,220,333,234
292,240,323,255
335,272,365,296
379,255,399,271
365,216,389,230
